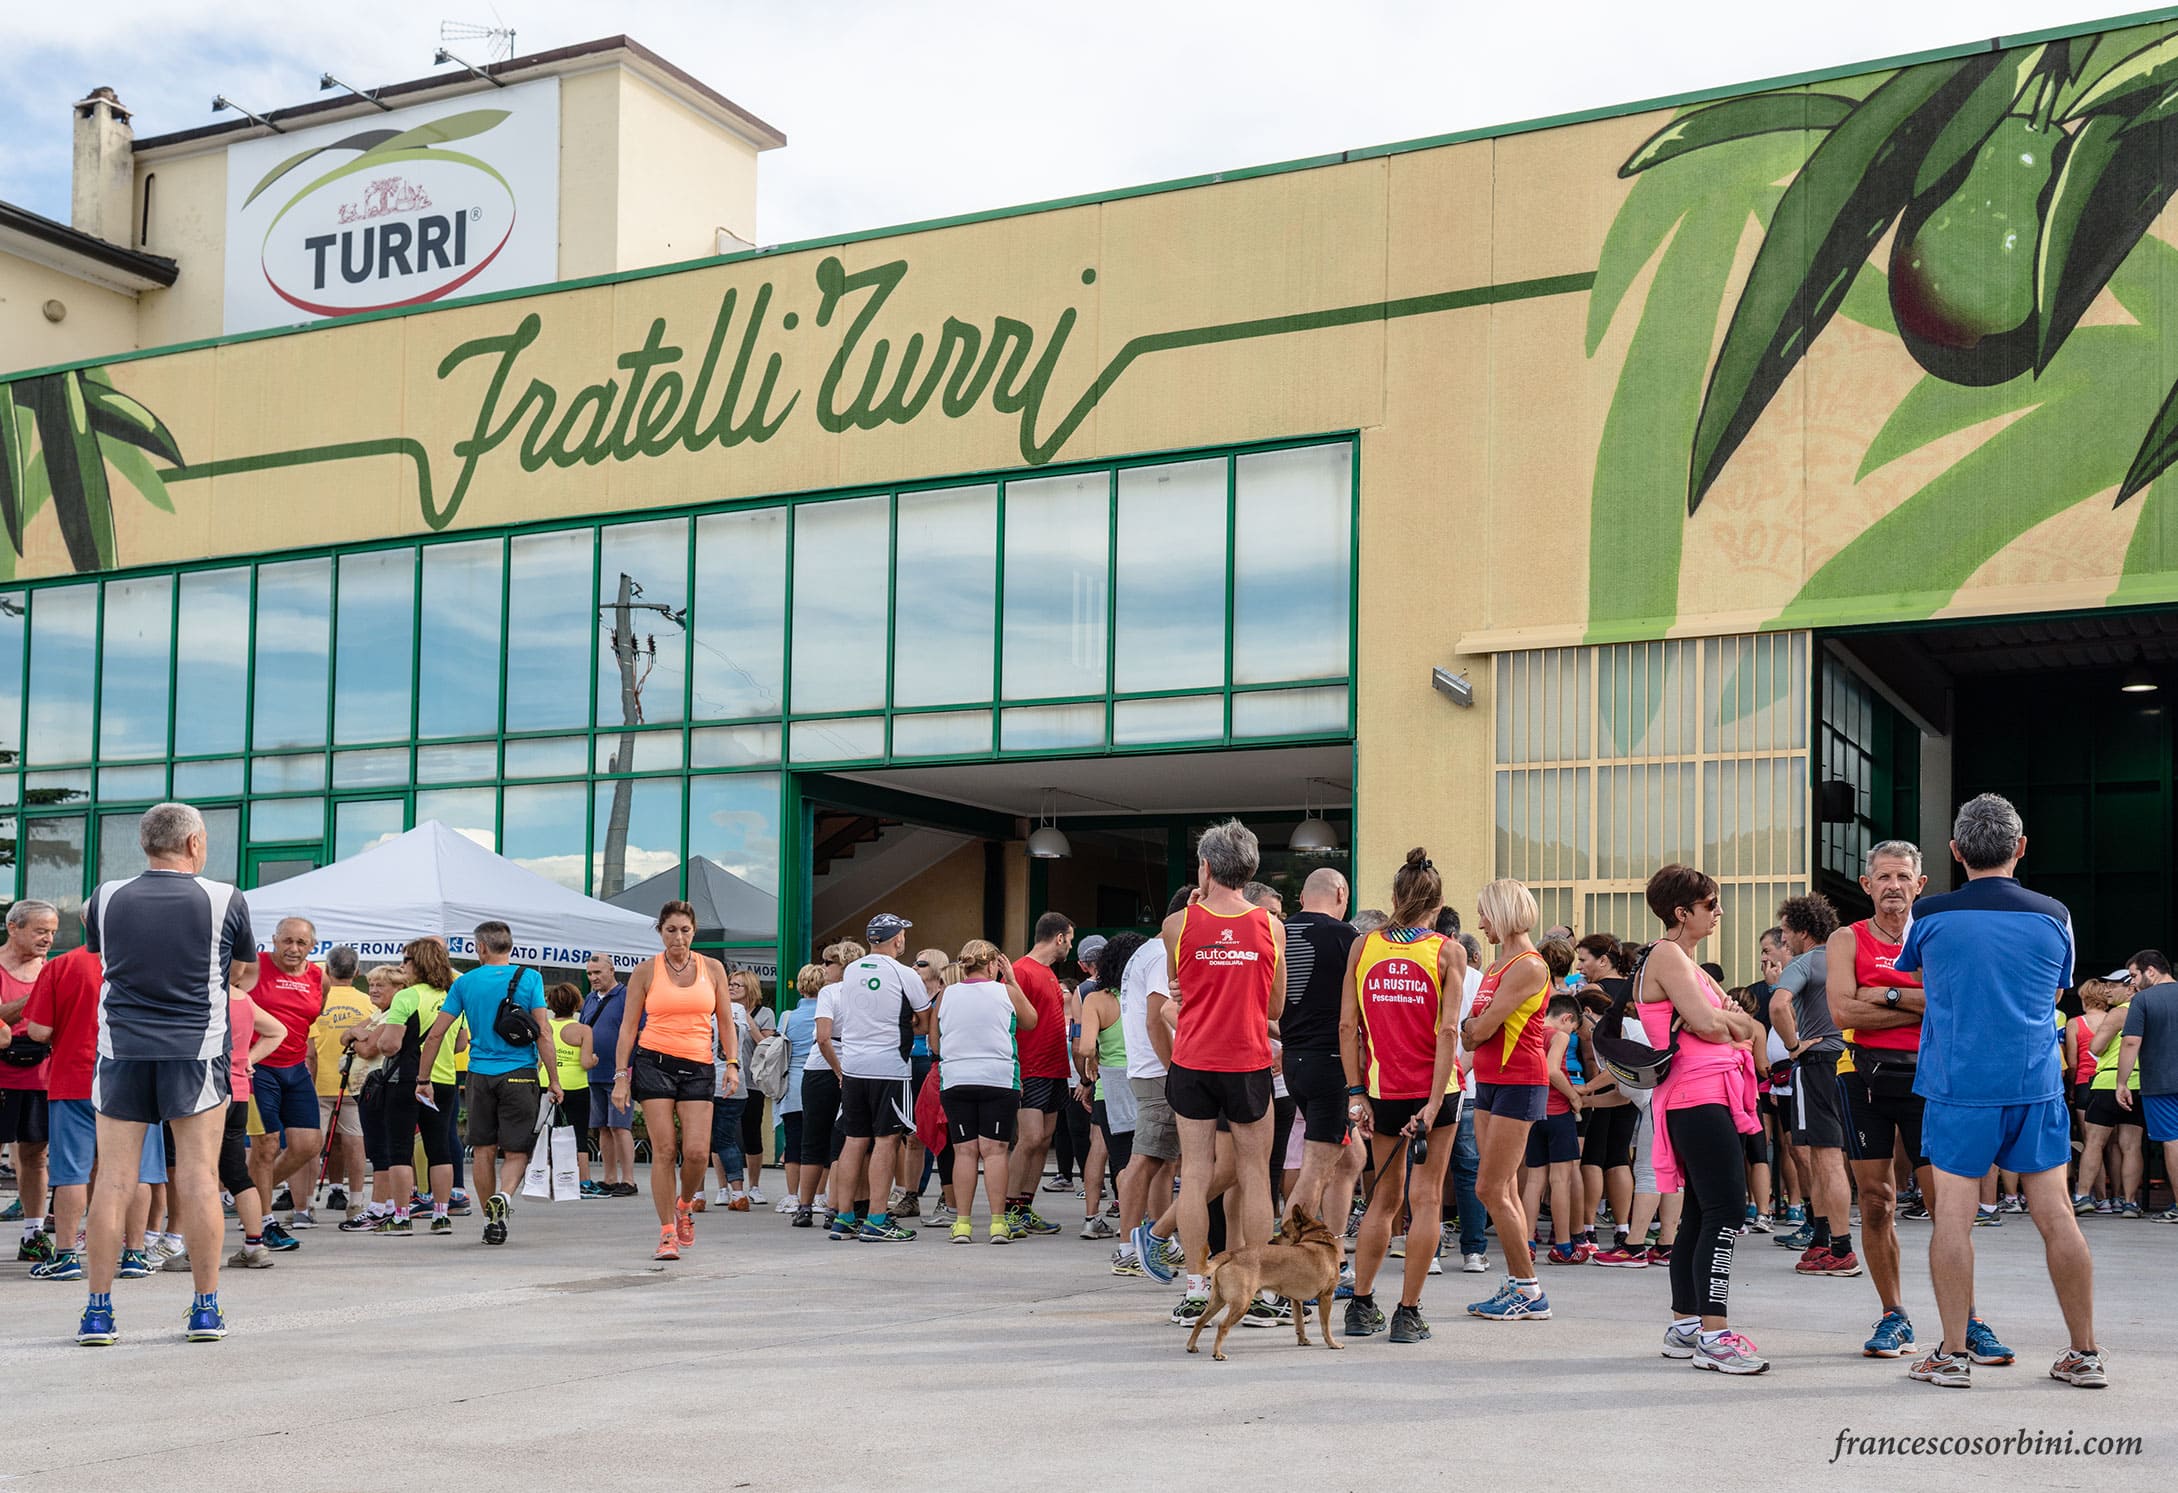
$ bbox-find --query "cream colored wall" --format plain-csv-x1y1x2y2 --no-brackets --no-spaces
612,70,761,267
132,148,225,347
815,839,988,954
555,67,622,280
0,256,139,371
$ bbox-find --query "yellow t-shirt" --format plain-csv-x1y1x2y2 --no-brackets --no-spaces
308,985,376,1097
546,1015,589,1092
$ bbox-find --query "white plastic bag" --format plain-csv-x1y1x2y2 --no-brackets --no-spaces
546,1124,580,1202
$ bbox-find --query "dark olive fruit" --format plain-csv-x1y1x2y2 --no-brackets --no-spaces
1889,116,2057,385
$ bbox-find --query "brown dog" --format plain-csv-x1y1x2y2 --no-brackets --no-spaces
1185,1206,1345,1361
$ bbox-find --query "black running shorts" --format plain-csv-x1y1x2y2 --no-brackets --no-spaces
1164,1063,1273,1125
1282,1046,1349,1144
1790,1050,1847,1149
941,1083,1020,1145
630,1048,712,1105
799,1067,841,1163
1842,1059,1929,1166
839,1073,914,1139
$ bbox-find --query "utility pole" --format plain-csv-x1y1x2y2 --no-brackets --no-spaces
600,572,640,898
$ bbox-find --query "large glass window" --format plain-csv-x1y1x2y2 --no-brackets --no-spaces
688,772,780,941
1115,460,1226,693
332,798,405,862
506,529,593,732
0,594,21,770
1002,471,1108,699
174,568,250,757
790,495,889,713
98,575,172,761
251,558,331,750
26,815,86,943
894,485,995,706
502,782,588,891
418,539,503,739
592,776,680,900
27,583,96,765
692,507,784,720
597,519,688,728
335,549,415,743
414,787,495,851
1232,444,1351,685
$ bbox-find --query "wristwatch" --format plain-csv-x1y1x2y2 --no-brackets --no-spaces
1883,988,1902,1009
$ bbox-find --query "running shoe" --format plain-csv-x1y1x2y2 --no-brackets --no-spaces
1010,1206,1060,1237
1899,1199,1931,1222
225,1245,275,1269
654,1226,679,1261
893,1193,919,1218
1168,1293,1211,1326
1798,1245,1862,1276
117,1249,151,1279
1749,1213,1773,1234
1080,1216,1117,1240
1589,1245,1647,1268
160,1247,192,1272
17,1233,54,1264
1693,1331,1770,1375
729,1193,752,1213
482,1192,510,1247
928,1202,957,1228
607,1184,638,1199
261,1221,300,1253
1907,1349,1971,1388
711,1188,733,1207
1470,1284,1550,1321
950,1219,974,1244
337,1211,382,1233
1343,1297,1386,1336
372,1216,413,1236
747,1187,768,1206
859,1217,916,1242
1239,1298,1282,1329
827,1212,858,1241
326,1186,348,1212
1160,1237,1188,1272
1775,1224,1814,1250
1863,1309,1915,1357
675,1201,695,1249
2071,1193,2096,1216
2159,1207,2178,1224
2049,1347,2109,1388
2093,1197,2115,1215
185,1300,227,1342
1964,1316,2014,1366
1110,1249,1144,1277
1388,1234,1409,1258
144,1233,185,1269
988,1216,1017,1244
289,1208,317,1229
272,1187,295,1212
1661,1320,1700,1359
430,1214,453,1236
791,1208,814,1228
1973,1206,2002,1227
2121,1200,2145,1219
1646,1245,1673,1266
1043,1175,1075,1192
76,1301,118,1346
29,1250,84,1281
581,1180,605,1199
1388,1303,1431,1343
1778,1203,1806,1225
447,1192,474,1215
1998,1193,2026,1214
1461,1252,1490,1273
689,1194,707,1213
0,1198,20,1221
1335,1261,1356,1299
1132,1223,1177,1284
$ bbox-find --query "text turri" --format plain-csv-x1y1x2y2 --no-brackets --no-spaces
304,212,471,288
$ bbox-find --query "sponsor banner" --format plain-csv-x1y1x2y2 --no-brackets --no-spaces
222,77,559,334
278,935,647,971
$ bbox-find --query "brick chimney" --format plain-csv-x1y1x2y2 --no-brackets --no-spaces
71,86,135,246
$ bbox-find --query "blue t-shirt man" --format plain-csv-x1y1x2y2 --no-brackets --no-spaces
440,963,549,1075
780,999,818,1117
1895,873,2073,1178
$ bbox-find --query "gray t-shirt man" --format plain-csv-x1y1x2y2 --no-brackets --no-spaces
2123,985,2178,1095
1775,948,1842,1055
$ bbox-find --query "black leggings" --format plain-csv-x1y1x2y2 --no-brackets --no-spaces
219,1101,255,1197
1665,1103,1747,1320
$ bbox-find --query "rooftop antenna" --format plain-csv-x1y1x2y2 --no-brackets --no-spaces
441,18,517,62
211,94,285,132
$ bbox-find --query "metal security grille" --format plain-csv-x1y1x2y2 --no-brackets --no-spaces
1493,633,1811,981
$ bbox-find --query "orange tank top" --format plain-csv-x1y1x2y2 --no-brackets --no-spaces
638,954,721,1063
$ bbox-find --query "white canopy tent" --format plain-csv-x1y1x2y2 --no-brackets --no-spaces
242,821,663,970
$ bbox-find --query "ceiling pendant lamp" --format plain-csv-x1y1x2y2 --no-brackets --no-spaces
1027,789,1072,858
1289,778,1340,855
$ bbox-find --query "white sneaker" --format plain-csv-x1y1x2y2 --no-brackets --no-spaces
1461,1253,1489,1273
773,1196,795,1214
747,1187,767,1206
1427,1254,1443,1275
712,1188,734,1207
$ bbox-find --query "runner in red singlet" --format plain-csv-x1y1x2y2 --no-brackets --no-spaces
1339,848,1464,1344
1160,819,1285,1330
1457,877,1552,1320
1824,840,2013,1367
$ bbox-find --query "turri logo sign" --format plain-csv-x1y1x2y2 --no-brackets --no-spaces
222,77,558,334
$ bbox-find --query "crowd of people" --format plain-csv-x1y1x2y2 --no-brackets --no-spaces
2,793,2162,1391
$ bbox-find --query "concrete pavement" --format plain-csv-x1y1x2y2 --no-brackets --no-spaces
4,1180,2172,1490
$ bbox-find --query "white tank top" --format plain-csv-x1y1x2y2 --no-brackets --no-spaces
937,982,1018,1091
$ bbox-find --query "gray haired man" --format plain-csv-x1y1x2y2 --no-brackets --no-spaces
1,898,58,1262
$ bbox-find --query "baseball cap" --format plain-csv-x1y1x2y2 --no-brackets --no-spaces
2104,967,2135,983
867,913,913,944
1077,934,1109,969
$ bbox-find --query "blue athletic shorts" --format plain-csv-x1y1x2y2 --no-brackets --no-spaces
47,1098,169,1187
1923,1095,2070,1179
1474,1081,1547,1123
252,1061,320,1136
94,1055,228,1126
2141,1092,2178,1145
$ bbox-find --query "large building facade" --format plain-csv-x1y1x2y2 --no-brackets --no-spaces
4,14,2176,979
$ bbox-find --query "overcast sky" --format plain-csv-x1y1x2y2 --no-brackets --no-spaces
0,0,2142,248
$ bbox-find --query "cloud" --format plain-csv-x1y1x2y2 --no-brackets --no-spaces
0,1,2127,248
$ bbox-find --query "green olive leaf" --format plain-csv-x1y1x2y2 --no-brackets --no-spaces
241,129,400,209
2120,378,2178,504
102,437,175,515
1619,93,1854,176
24,373,115,571
2034,114,2177,372
1911,44,2045,198
361,109,510,159
2061,30,2178,118
79,378,184,467
0,385,25,554
14,404,48,527
1689,54,2003,513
